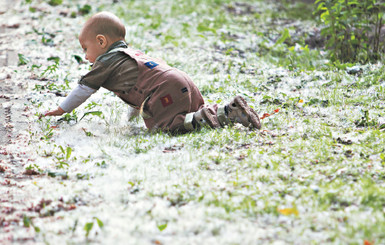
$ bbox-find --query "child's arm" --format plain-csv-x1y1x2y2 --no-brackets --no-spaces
45,84,97,116
45,106,65,116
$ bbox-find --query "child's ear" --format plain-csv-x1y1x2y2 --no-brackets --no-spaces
96,34,108,48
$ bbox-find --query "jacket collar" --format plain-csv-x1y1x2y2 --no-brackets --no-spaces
106,40,128,53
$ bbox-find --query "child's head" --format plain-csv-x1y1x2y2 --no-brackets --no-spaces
79,12,126,63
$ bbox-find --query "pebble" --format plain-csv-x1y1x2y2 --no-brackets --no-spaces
0,73,7,80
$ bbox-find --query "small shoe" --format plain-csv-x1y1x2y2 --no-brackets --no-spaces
193,107,220,128
226,96,261,129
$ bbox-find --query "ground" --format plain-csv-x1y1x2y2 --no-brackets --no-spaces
1,0,385,244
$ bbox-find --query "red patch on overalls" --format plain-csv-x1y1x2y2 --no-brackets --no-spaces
160,94,173,107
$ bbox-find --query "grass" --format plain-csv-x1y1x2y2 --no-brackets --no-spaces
8,0,385,244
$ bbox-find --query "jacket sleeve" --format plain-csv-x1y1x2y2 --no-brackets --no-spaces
78,60,111,90
59,84,97,112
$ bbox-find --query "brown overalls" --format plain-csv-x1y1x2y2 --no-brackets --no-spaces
114,47,212,132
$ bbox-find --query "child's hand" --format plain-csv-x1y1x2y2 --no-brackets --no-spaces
44,107,65,117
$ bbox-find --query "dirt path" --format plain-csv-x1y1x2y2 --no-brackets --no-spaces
0,1,115,243
0,3,37,242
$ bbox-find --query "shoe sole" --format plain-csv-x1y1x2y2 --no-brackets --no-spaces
233,96,261,129
200,107,220,128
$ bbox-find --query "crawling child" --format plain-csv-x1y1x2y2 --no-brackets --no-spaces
45,12,261,133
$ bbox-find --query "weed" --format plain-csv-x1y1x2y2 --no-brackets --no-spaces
84,217,104,239
72,54,84,64
78,4,91,15
48,0,62,6
157,222,168,231
84,101,102,110
33,28,56,47
355,109,378,127
95,160,107,168
40,57,60,78
18,54,29,66
33,79,70,93
76,173,90,180
58,111,78,124
314,0,385,62
78,111,103,122
23,215,40,233
25,164,43,174
46,145,74,169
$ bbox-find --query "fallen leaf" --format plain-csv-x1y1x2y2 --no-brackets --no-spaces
278,207,299,216
260,113,270,120
364,240,373,245
260,108,280,120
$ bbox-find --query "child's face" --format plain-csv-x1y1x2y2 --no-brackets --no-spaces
79,34,106,63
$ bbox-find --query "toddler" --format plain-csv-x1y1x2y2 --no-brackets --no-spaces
45,12,261,133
